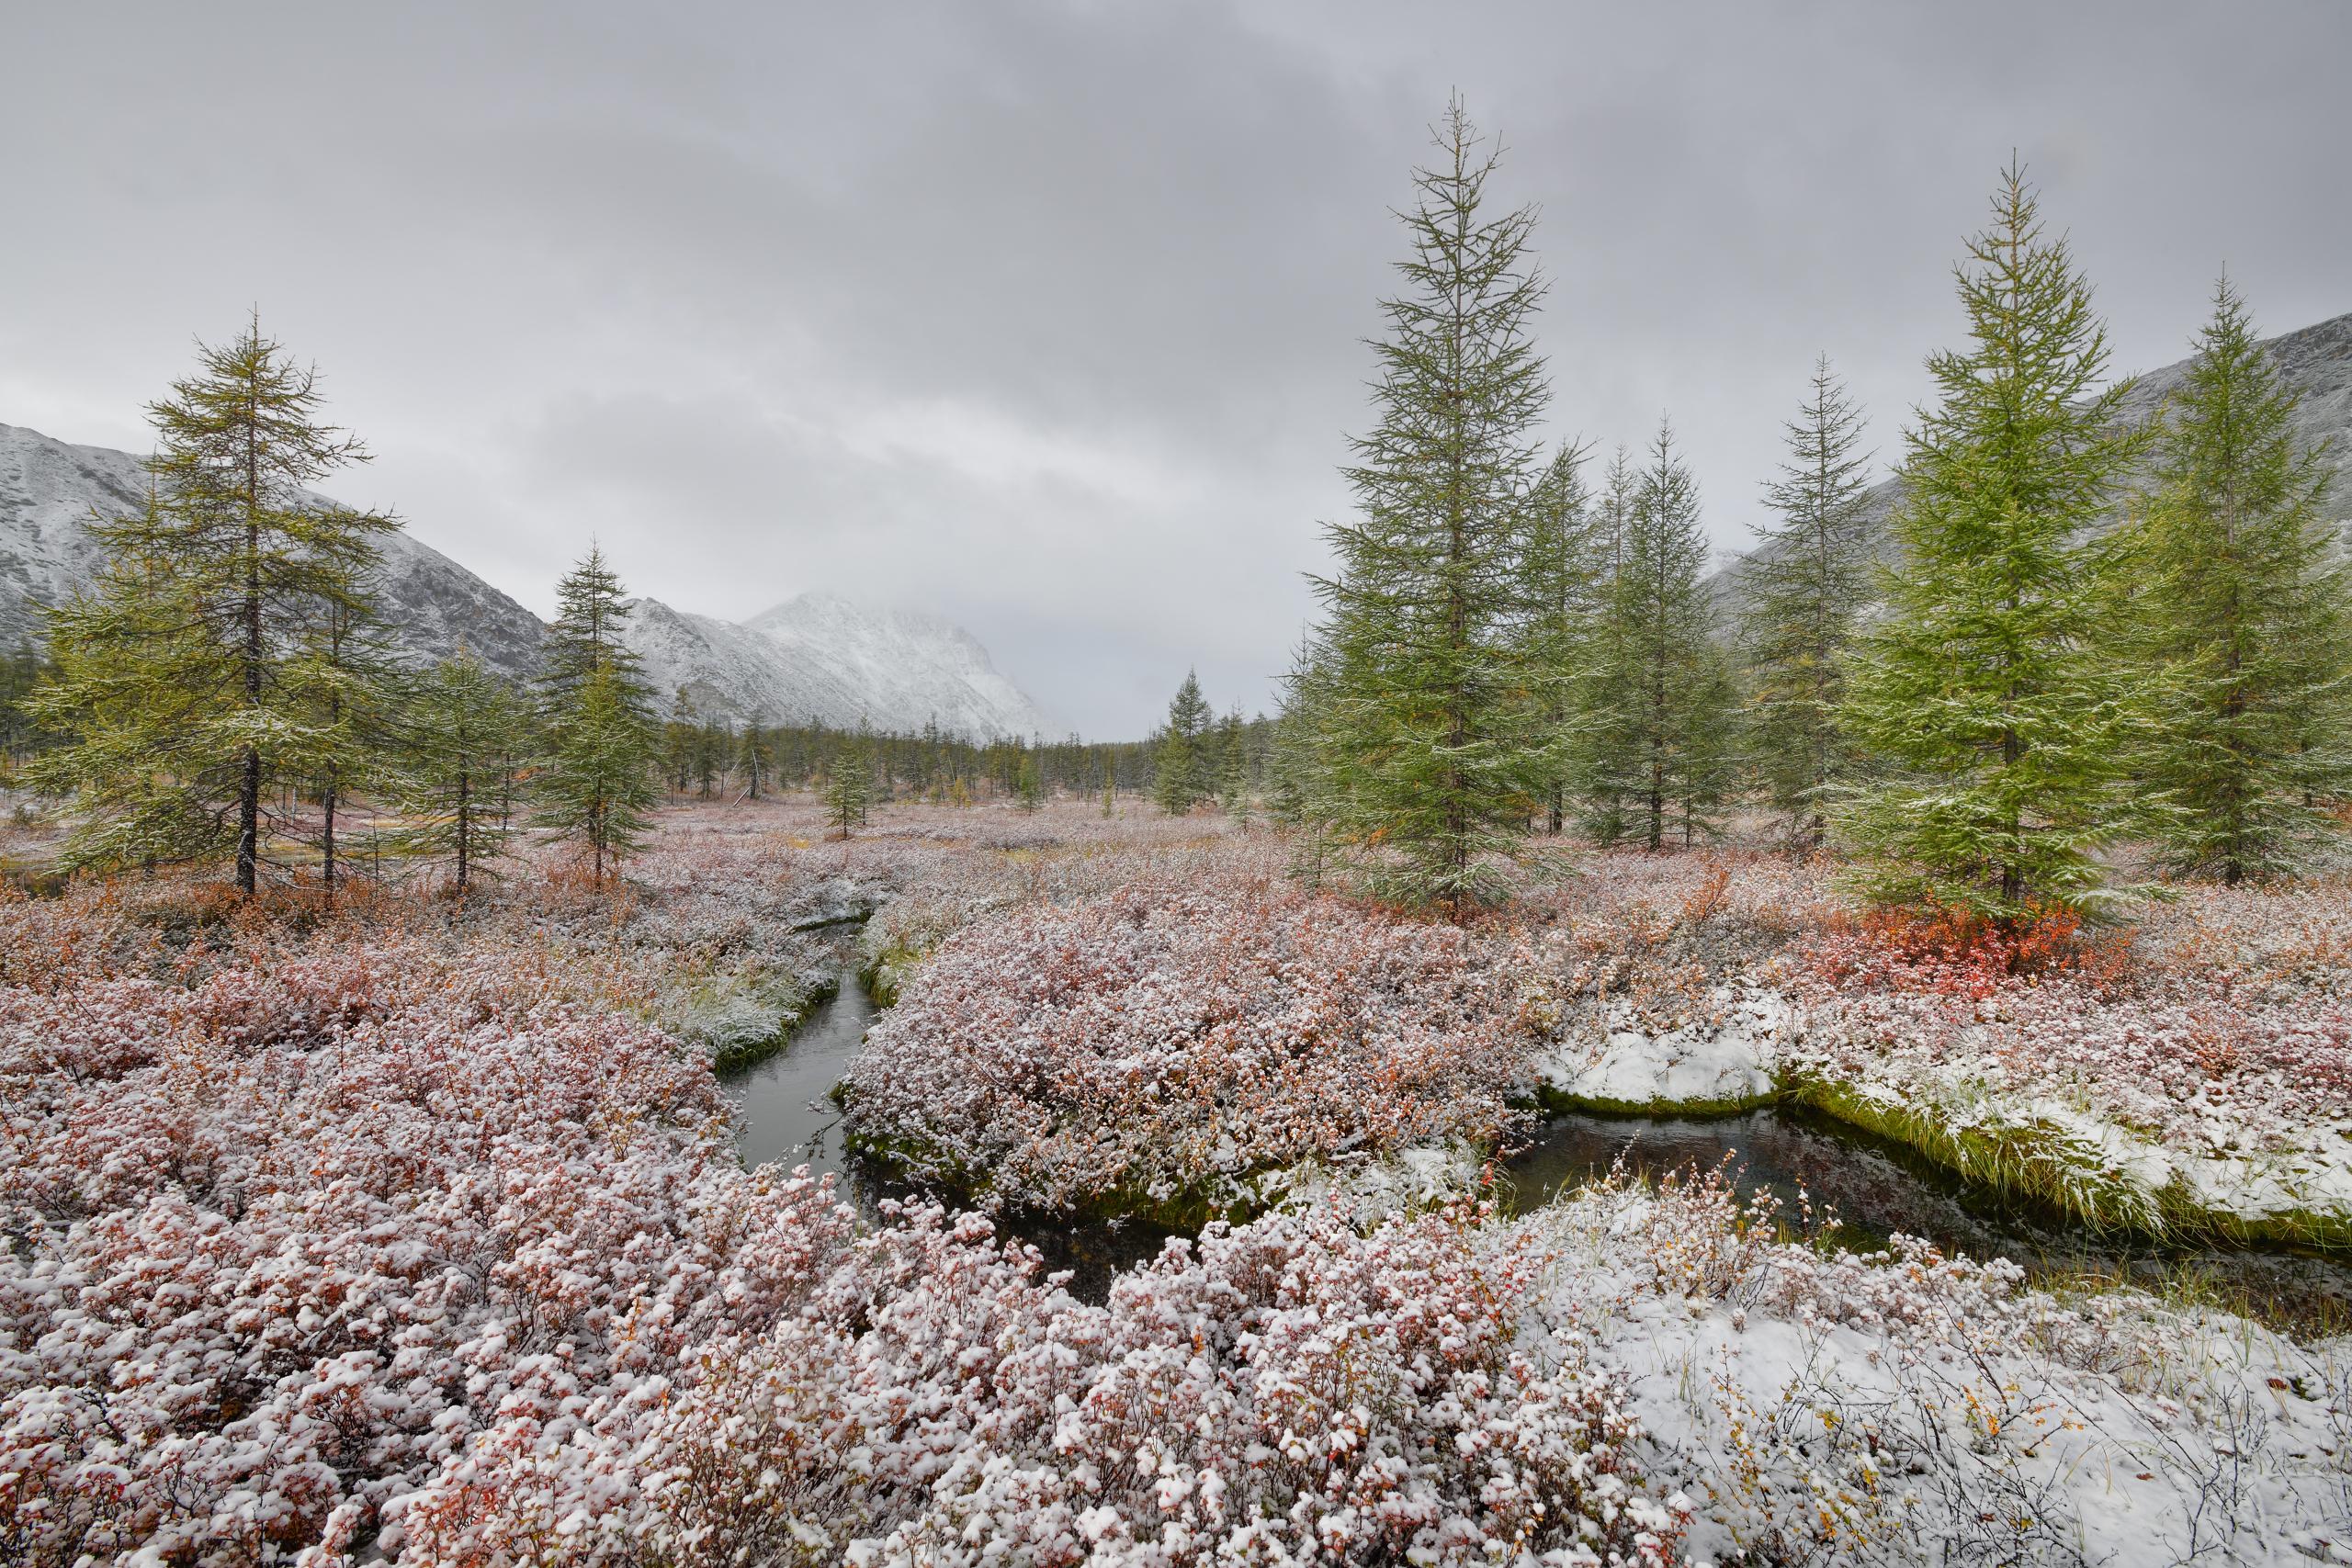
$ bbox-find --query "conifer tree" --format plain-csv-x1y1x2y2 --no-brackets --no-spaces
2117,277,2351,882
1520,442,1599,833
300,591,401,897
1587,419,1731,851
662,689,699,793
30,320,396,892
1571,448,1640,841
1838,165,2150,921
1740,357,1874,850
1215,708,1250,821
1100,748,1117,818
1153,670,1213,815
1014,749,1043,812
537,545,647,707
820,740,874,838
394,650,526,892
0,640,55,769
536,660,659,882
1303,98,1555,914
738,720,773,800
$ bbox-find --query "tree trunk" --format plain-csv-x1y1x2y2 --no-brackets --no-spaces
322,781,338,897
455,767,470,893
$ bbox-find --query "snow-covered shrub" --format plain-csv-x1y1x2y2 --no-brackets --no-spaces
842,876,1541,1217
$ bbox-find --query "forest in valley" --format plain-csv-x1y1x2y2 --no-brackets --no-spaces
6,78,2352,1568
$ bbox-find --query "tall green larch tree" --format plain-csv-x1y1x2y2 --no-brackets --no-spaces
536,660,660,882
1153,670,1213,815
821,739,875,838
1215,708,1250,820
1519,441,1599,834
538,545,648,709
2117,277,2351,882
395,650,528,892
1570,447,1639,840
1838,165,2151,921
30,320,396,892
1587,420,1728,851
1740,356,1875,850
1303,98,1555,914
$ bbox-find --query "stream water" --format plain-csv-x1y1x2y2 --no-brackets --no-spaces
720,973,1172,1299
727,981,2352,1328
1503,1107,2352,1334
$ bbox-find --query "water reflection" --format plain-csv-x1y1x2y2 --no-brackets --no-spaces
720,975,1171,1302
1503,1108,2352,1336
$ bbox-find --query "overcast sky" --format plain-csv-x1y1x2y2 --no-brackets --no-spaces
6,3,2349,737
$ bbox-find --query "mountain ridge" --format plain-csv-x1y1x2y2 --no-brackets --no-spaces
0,420,1054,740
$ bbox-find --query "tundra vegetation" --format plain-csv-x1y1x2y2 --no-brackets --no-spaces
3,99,2352,1568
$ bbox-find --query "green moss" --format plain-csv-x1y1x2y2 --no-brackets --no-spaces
704,974,842,1074
1525,1079,1779,1121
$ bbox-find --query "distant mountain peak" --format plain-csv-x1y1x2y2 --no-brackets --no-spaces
0,420,1054,740
635,588,1052,740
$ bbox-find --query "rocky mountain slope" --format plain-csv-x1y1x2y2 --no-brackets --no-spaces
0,420,1054,739
623,590,1054,739
0,421,547,678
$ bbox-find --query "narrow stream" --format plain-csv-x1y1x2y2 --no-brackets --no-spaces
725,981,2351,1329
720,974,1171,1300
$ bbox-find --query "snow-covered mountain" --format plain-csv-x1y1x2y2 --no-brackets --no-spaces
0,420,1055,739
0,421,547,678
624,589,1055,740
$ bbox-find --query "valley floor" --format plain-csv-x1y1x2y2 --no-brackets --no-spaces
2,797,2349,1564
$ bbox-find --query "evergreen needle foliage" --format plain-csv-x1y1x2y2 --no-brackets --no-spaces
1740,356,1875,850
1297,97,1557,915
534,548,660,882
537,659,660,881
394,650,530,892
821,739,876,838
1153,670,1213,816
1838,164,2152,922
30,318,397,892
1582,421,1736,850
1519,442,1600,834
2117,277,2352,883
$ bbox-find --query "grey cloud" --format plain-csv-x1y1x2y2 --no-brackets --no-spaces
6,0,2348,733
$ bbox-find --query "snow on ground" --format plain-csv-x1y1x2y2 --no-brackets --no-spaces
6,800,2352,1563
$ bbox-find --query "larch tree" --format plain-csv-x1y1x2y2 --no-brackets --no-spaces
1519,441,1600,834
537,544,648,709
1590,419,1727,851
395,649,528,893
1739,356,1875,851
30,320,396,893
2117,276,2351,882
1153,670,1213,815
821,738,875,838
1571,447,1639,841
739,720,773,800
1216,708,1250,820
1838,164,2150,922
300,581,402,897
1304,97,1555,914
536,659,660,882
